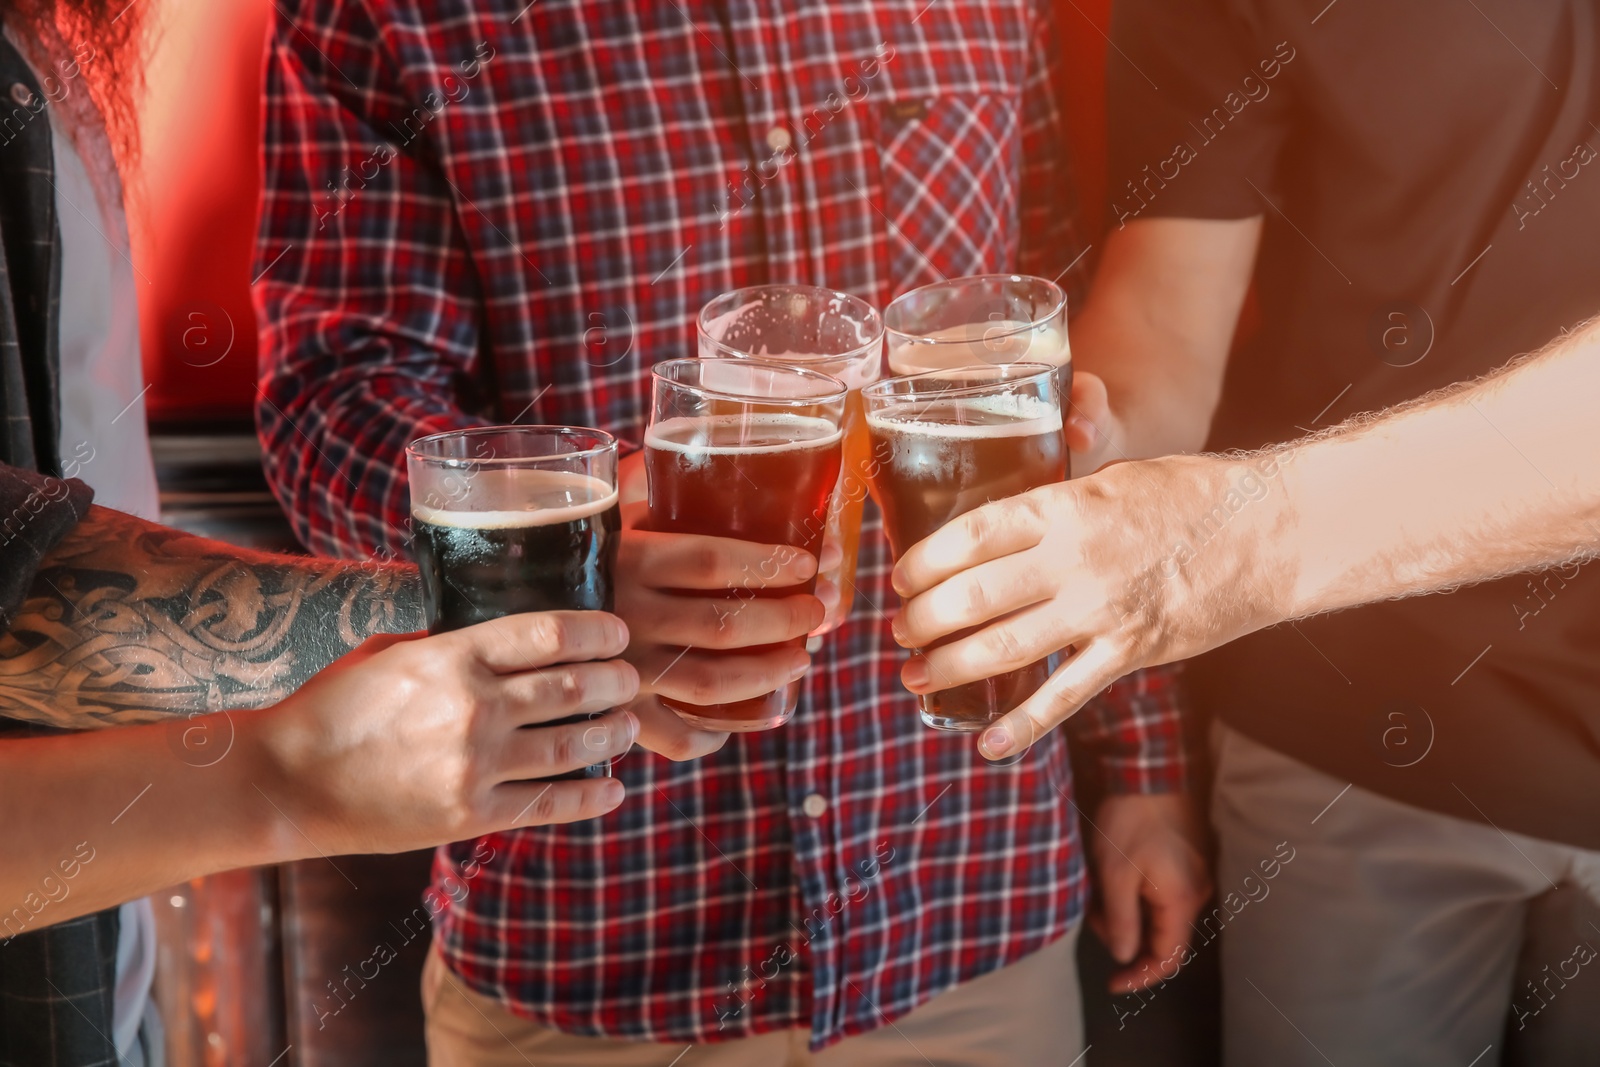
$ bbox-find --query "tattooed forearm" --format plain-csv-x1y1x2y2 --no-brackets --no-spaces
0,506,423,728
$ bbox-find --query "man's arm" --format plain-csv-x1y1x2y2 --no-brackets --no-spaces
0,504,420,729
888,315,1600,757
1068,217,1261,470
0,611,639,933
1278,317,1600,614
1067,0,1287,468
0,466,634,934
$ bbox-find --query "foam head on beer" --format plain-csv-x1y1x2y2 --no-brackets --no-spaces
411,466,621,632
883,274,1070,376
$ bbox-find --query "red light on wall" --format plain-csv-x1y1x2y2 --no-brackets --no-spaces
134,0,271,426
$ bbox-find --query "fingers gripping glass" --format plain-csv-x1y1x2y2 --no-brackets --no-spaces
644,358,847,732
407,426,621,780
863,364,1066,733
699,286,884,634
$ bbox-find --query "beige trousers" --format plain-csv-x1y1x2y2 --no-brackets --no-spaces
1212,723,1600,1067
422,927,1082,1066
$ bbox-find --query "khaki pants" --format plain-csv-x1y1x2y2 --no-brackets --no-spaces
422,927,1082,1066
1212,723,1600,1067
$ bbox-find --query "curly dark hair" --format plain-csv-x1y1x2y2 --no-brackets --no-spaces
1,0,146,173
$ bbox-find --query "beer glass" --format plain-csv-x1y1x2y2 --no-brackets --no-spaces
407,425,621,779
863,363,1066,732
645,358,847,731
699,285,883,634
884,274,1069,377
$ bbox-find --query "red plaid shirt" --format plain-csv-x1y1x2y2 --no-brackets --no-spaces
256,0,1188,1049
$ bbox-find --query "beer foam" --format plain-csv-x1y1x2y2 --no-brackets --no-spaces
865,393,1063,438
645,414,843,455
742,350,877,390
413,470,618,530
888,321,1069,375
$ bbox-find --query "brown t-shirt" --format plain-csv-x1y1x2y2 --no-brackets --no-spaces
1109,0,1600,847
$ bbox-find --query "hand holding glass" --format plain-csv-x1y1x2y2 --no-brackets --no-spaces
408,426,623,778
644,358,846,731
863,363,1067,732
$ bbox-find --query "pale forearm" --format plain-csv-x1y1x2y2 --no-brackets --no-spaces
0,712,299,931
0,505,423,729
1070,217,1262,467
1274,318,1600,616
1072,295,1220,459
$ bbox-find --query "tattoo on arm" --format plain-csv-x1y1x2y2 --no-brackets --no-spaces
0,506,423,728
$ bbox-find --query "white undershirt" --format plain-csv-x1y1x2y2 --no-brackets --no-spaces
14,28,163,1061
48,86,159,520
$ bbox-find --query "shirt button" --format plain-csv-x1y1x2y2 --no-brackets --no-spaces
10,83,35,108
801,793,828,818
766,126,792,152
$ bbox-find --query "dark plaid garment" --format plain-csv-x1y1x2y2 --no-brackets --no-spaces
0,27,122,1067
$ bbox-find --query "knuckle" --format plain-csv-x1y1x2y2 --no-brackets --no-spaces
610,661,641,702
988,625,1026,665
685,667,722,707
1017,492,1049,529
556,667,587,707
692,540,733,582
549,729,581,768
962,579,993,618
532,790,561,823
1041,686,1084,726
529,612,567,653
964,508,996,548
699,600,741,644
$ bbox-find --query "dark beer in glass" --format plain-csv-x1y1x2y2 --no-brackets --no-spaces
645,358,847,731
407,426,620,778
863,363,1066,732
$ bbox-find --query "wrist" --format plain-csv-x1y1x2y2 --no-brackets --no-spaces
1271,437,1350,620
232,706,321,865
1165,452,1299,640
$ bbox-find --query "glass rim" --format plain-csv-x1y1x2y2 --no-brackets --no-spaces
883,273,1068,346
862,361,1059,404
697,285,884,363
652,357,850,407
406,424,619,467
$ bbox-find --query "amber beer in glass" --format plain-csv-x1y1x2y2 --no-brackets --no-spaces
645,358,847,731
407,426,620,778
699,286,883,634
884,274,1069,379
863,364,1066,732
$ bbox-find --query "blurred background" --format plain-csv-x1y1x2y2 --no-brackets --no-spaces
130,2,1214,1063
